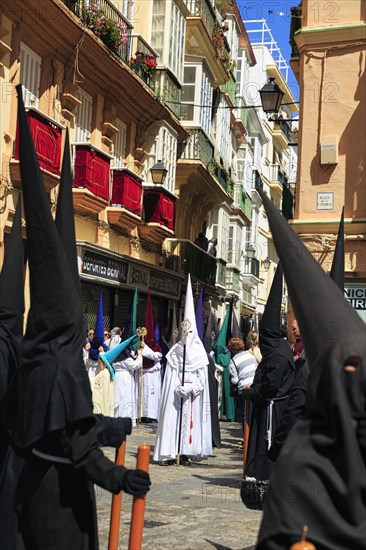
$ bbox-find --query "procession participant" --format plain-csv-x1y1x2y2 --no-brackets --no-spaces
1,86,150,550
267,208,345,463
242,265,296,485
105,327,122,350
141,291,163,423
153,274,212,466
256,190,366,550
113,342,143,426
0,198,26,549
86,292,108,381
196,288,221,449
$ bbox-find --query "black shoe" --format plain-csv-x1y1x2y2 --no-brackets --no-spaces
159,459,175,466
179,455,191,466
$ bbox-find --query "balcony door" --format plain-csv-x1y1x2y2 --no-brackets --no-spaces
20,43,41,108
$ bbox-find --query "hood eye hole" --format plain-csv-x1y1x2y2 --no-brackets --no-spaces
343,355,362,372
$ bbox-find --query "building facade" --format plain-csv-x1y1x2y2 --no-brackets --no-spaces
290,0,366,322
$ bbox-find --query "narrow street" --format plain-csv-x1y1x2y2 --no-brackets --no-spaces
97,422,262,550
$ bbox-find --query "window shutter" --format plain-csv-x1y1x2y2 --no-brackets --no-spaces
113,118,127,169
75,88,93,143
20,43,41,108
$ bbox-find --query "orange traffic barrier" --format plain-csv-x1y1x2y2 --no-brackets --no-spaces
108,441,126,550
128,444,151,550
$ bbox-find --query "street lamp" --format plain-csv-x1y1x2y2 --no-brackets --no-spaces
150,160,168,185
263,257,271,272
259,78,284,114
245,244,256,259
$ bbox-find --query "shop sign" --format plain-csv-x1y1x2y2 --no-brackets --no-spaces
81,251,128,283
128,264,149,289
344,285,366,310
149,270,181,299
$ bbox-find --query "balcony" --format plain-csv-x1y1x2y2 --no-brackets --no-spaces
129,35,158,92
107,169,143,231
184,0,229,86
241,258,260,286
155,68,182,118
139,185,176,245
233,185,252,223
72,143,111,217
272,119,292,148
61,0,133,62
179,127,214,166
11,107,63,193
163,238,218,287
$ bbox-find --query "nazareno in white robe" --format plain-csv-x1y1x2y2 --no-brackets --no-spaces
153,350,212,462
113,354,142,425
141,344,163,420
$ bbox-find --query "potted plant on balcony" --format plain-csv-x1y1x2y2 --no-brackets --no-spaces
81,3,128,55
129,51,157,84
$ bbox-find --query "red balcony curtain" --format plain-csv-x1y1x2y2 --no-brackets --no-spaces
111,171,142,215
74,146,110,201
14,110,62,174
143,190,175,230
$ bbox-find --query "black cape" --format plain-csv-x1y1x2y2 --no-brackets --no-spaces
208,354,221,448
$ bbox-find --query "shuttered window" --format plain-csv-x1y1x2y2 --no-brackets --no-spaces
20,43,41,108
112,117,127,169
74,88,93,143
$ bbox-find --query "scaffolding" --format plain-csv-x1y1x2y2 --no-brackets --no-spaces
243,19,290,82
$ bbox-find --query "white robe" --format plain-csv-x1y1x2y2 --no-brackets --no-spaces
91,368,115,417
113,354,141,425
86,358,100,381
141,344,163,420
153,361,212,462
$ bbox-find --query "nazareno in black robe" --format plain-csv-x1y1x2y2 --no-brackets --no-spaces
1,86,143,550
267,359,309,463
244,264,295,481
256,188,366,549
245,342,295,480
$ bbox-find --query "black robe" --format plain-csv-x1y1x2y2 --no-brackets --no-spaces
257,338,366,550
267,360,309,462
18,417,130,550
207,354,221,448
245,349,295,481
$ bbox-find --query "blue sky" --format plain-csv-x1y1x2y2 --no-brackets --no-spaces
236,1,300,101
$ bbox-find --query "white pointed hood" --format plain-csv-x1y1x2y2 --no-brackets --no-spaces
166,274,208,372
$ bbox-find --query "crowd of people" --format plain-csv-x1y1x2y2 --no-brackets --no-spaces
0,85,364,549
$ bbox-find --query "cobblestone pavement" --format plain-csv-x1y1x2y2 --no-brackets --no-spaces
97,421,262,550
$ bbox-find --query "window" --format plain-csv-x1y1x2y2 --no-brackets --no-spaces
20,43,41,108
181,64,213,136
152,0,185,82
220,210,230,262
112,117,127,169
74,88,93,143
144,124,177,194
169,3,185,82
152,0,165,61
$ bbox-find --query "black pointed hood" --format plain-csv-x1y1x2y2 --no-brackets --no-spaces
2,85,93,449
257,188,365,370
259,264,293,364
329,207,344,291
55,128,80,294
256,191,366,550
0,198,24,400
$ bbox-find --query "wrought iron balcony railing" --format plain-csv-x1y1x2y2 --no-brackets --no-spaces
273,119,292,142
163,239,218,286
179,128,214,167
155,68,182,118
183,0,216,36
62,0,133,62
